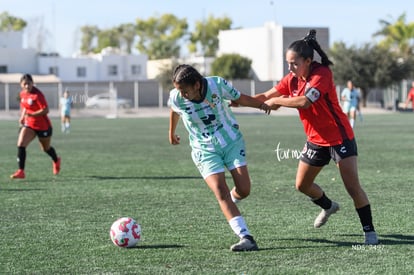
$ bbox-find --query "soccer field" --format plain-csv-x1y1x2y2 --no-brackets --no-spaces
0,113,413,274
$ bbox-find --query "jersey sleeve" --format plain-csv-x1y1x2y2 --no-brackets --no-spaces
168,89,181,114
36,90,49,109
217,77,241,101
307,67,332,102
275,75,291,96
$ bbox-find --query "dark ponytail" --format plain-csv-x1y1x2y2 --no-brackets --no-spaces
288,30,333,67
303,29,333,66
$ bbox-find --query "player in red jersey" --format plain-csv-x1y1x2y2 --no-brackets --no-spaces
10,74,61,179
255,30,378,245
404,81,414,110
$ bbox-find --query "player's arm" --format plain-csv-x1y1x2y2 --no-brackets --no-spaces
254,86,281,101
26,106,49,117
265,95,311,109
233,94,271,114
169,109,181,145
254,86,293,111
19,107,26,125
265,86,319,109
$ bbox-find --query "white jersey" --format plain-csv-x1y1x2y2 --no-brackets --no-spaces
168,76,242,151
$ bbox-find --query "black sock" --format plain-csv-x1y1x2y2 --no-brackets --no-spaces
312,193,332,210
17,146,26,170
46,147,58,162
356,204,375,232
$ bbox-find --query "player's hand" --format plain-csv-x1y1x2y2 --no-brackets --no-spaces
169,134,181,145
259,103,272,115
229,101,240,107
264,99,281,111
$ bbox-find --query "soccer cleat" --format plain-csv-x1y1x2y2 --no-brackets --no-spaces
364,231,379,245
10,169,25,179
314,201,340,228
230,235,259,252
53,157,61,175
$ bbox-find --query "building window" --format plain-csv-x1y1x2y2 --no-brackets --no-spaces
131,65,141,75
77,67,87,77
49,66,59,76
108,65,118,76
0,65,7,73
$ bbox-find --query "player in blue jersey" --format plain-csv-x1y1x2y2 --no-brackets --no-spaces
168,64,270,251
59,90,73,133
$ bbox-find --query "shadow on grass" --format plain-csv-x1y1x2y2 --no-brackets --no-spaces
0,188,44,191
342,233,414,245
274,238,357,249
88,175,200,180
127,244,185,249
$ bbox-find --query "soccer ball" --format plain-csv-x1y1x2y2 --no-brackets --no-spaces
110,217,141,248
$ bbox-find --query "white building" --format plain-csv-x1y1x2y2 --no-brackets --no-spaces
0,31,148,82
218,22,329,81
0,31,37,74
38,48,148,82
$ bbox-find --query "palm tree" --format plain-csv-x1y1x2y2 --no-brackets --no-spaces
373,13,414,58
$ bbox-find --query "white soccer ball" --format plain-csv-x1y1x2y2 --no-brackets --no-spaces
110,217,141,248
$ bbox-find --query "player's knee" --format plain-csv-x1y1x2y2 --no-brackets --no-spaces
295,182,308,193
237,188,250,199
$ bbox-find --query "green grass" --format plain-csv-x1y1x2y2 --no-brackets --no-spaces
0,113,413,274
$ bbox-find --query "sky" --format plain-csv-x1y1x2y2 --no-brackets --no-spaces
1,0,413,57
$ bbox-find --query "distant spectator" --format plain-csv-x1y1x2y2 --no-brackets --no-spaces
59,90,73,133
341,80,359,127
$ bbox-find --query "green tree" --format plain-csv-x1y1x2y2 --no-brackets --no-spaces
373,13,414,58
135,14,188,60
0,12,26,31
211,54,252,79
80,25,100,54
117,23,136,54
330,42,414,105
188,15,232,57
96,28,120,53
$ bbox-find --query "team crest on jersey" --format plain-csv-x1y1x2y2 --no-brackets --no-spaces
211,94,219,106
22,98,34,105
305,87,321,103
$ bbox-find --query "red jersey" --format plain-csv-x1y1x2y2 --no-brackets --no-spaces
276,62,354,146
20,87,52,130
407,88,414,109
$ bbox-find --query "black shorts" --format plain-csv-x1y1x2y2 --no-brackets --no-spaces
299,139,358,167
22,125,53,138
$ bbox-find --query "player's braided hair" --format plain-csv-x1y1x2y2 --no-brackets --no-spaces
172,64,203,86
288,29,333,66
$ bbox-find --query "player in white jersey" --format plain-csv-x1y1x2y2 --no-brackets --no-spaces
168,64,270,251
